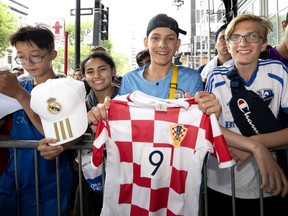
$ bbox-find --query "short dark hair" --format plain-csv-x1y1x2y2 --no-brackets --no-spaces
90,46,107,53
213,24,227,41
286,12,288,24
73,68,82,76
9,25,55,52
136,50,150,66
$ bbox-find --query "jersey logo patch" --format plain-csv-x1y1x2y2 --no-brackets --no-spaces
256,89,274,106
170,124,187,147
174,89,185,99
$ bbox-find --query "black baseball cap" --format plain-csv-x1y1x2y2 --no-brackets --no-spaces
213,24,227,41
146,14,187,38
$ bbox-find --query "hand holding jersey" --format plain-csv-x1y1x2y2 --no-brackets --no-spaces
193,91,221,118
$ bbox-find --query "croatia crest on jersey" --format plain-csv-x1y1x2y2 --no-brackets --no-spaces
170,124,187,147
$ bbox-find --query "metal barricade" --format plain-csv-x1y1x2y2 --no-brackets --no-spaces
0,137,93,216
0,138,287,216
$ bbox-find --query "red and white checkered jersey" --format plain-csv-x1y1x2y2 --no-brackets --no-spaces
92,91,235,216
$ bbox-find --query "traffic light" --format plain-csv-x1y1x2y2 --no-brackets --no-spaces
101,4,109,40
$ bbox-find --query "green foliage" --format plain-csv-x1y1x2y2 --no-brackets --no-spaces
0,2,19,57
53,21,132,76
101,40,113,53
53,44,92,76
111,52,134,76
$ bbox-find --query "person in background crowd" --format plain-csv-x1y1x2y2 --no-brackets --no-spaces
199,23,233,84
90,45,107,53
73,67,84,80
260,11,288,66
0,25,74,216
73,67,91,95
11,66,24,77
205,13,288,216
135,49,151,67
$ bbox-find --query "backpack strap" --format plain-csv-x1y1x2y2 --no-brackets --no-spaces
227,66,246,92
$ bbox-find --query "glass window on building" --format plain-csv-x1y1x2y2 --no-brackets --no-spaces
268,14,279,46
268,7,288,46
278,1,288,10
267,0,277,17
277,10,288,43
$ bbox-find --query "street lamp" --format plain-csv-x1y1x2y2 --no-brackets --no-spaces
172,0,184,9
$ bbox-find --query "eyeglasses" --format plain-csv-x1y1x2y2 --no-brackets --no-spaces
227,32,264,44
14,53,49,65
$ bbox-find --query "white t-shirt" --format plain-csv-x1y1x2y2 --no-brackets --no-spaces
92,91,235,216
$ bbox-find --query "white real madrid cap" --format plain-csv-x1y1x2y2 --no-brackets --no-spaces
30,78,88,145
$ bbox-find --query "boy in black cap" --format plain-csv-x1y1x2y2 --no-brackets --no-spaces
118,13,204,100
88,13,221,133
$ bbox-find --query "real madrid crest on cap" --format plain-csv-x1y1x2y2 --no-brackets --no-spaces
47,97,61,114
30,78,88,145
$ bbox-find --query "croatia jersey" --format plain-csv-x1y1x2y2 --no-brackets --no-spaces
92,91,235,216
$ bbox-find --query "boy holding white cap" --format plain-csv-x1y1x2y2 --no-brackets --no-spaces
0,25,79,216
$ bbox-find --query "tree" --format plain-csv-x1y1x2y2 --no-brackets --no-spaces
0,2,19,57
112,52,134,76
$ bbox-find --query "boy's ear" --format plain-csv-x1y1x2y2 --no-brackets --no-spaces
111,67,116,77
144,37,148,49
50,50,58,60
282,20,287,30
260,41,268,52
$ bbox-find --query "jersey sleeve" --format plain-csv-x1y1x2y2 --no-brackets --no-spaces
205,113,235,168
91,119,107,169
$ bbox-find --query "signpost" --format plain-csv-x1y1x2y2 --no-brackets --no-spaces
83,29,93,45
70,8,93,16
